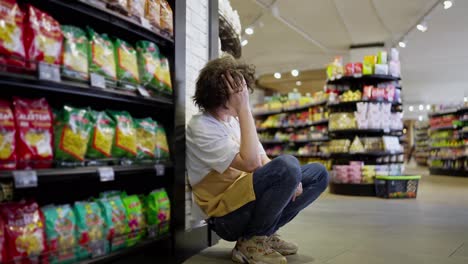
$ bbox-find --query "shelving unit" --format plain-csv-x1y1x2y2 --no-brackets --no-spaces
414,122,429,166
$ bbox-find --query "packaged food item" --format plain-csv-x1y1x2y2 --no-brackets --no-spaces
146,189,170,235
54,106,93,162
0,201,46,263
160,0,173,36
106,0,128,12
374,64,388,75
61,25,89,81
0,100,16,169
98,196,129,251
363,55,376,75
109,111,137,158
145,0,161,29
135,118,157,159
377,51,387,64
136,40,161,91
353,62,363,76
0,0,26,69
349,136,364,153
114,38,139,86
128,0,145,18
13,97,53,169
155,123,169,160
42,205,78,264
156,55,172,94
23,5,63,66
345,63,354,76
121,194,146,246
86,111,116,159
88,28,117,80
0,182,13,202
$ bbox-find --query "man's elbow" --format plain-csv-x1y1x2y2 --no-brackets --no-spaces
244,160,262,172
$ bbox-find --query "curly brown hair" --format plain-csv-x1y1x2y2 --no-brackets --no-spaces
193,55,255,111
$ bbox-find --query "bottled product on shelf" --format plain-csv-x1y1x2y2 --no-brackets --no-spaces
414,122,429,166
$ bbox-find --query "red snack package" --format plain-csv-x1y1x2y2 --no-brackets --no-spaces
371,87,385,101
345,63,354,76
362,85,373,100
354,62,363,76
0,201,46,263
13,97,53,169
23,5,63,68
385,85,395,102
0,99,16,169
0,0,26,69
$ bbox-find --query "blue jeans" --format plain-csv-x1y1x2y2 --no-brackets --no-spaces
209,155,329,241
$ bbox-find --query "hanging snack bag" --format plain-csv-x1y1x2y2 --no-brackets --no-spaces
86,111,116,160
114,38,139,86
0,100,16,170
88,28,117,81
98,196,129,251
109,111,137,158
157,55,173,94
128,0,145,18
61,25,89,81
13,97,53,169
121,194,146,246
23,5,63,67
0,201,47,263
160,0,173,37
136,40,160,91
0,0,26,69
42,205,78,264
54,106,93,162
155,123,169,160
146,189,170,235
145,0,161,29
135,118,157,160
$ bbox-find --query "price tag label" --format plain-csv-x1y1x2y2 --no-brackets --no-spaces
98,167,114,182
90,73,106,89
140,18,152,30
137,85,150,97
90,240,106,258
38,62,61,82
155,164,165,176
13,170,38,189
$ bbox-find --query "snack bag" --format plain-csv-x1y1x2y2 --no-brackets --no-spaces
0,201,47,263
86,111,116,159
54,106,93,162
136,40,160,91
145,0,161,29
73,201,108,260
109,111,137,158
114,38,139,86
98,196,129,251
160,0,173,37
156,55,172,94
42,205,77,264
88,28,117,80
146,189,170,235
23,5,63,66
128,0,145,18
135,118,157,160
0,0,26,69
61,25,89,81
106,0,128,12
13,97,53,169
0,100,16,169
155,123,169,160
121,194,146,246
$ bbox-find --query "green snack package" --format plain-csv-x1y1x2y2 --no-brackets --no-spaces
114,38,140,87
156,55,173,94
135,118,157,160
62,25,89,81
54,106,93,161
86,111,116,159
108,111,137,158
88,27,117,80
136,40,161,91
121,194,146,246
155,123,170,160
42,205,78,264
73,201,108,260
146,189,170,235
98,196,129,251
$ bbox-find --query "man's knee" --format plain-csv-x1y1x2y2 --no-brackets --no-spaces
316,164,329,192
271,155,301,186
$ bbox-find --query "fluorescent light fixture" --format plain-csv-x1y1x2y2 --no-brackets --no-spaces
464,96,467,102
443,0,453,9
409,106,414,112
245,27,254,35
241,39,248,46
291,69,299,77
274,72,281,79
426,104,431,110
296,81,302,86
417,22,428,32
419,104,424,111
418,116,423,121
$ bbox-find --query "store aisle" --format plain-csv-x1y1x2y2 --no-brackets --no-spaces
183,165,468,264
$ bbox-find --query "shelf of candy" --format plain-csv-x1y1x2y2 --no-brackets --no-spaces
256,108,328,130
253,91,328,116
0,189,170,264
329,136,403,155
259,127,328,144
331,161,405,185
429,159,467,175
327,83,401,107
265,142,329,159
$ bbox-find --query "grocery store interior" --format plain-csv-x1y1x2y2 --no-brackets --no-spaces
0,0,466,264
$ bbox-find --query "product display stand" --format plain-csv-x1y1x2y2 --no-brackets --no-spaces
414,122,429,166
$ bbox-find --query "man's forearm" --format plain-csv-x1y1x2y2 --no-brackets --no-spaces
238,107,260,167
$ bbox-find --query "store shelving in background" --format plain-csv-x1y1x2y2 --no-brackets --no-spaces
414,122,429,166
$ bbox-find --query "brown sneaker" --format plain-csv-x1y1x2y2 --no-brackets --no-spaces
267,234,298,256
231,236,287,264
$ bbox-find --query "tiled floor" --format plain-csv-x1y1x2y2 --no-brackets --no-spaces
183,165,468,264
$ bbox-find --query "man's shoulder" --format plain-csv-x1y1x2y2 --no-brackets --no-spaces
187,113,220,133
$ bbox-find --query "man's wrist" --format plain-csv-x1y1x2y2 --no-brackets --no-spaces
237,106,252,117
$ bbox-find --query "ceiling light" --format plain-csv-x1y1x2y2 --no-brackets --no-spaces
291,69,299,77
464,96,467,102
296,81,302,86
418,116,423,121
274,72,281,79
419,104,424,111
241,39,248,46
409,106,414,112
426,104,431,110
417,22,428,32
398,41,406,48
245,27,254,35
443,0,453,9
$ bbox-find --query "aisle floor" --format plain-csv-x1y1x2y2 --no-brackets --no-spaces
183,165,468,264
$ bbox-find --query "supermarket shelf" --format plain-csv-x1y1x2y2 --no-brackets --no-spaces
253,100,328,117
329,182,376,196
330,151,404,159
328,100,402,108
260,137,330,144
429,156,467,160
256,119,329,131
326,74,400,85
269,153,330,159
81,234,171,264
429,146,466,150
429,125,460,131
429,109,459,118
329,129,402,137
429,168,467,177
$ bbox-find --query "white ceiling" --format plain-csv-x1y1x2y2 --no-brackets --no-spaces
229,0,468,109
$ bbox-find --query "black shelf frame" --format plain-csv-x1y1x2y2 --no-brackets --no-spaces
256,119,329,131
329,129,403,138
326,74,400,85
328,100,402,108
